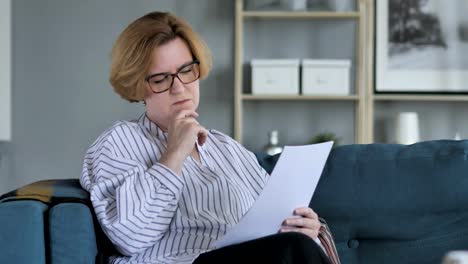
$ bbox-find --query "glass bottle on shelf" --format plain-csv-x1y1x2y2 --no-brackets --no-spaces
264,130,283,155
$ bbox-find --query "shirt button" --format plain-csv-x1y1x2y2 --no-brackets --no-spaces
347,239,359,249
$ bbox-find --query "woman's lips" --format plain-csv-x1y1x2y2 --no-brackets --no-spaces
173,99,191,105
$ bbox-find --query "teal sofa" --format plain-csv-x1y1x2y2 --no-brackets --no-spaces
1,140,468,263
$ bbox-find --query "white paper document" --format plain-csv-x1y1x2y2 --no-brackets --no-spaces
214,141,333,248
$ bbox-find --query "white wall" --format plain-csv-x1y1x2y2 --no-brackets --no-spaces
0,0,11,141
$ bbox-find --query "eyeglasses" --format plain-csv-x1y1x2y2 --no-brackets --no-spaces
145,60,200,94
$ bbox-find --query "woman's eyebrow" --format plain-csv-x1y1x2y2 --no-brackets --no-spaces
150,60,194,76
176,60,195,71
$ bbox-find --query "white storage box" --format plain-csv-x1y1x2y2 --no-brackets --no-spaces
301,59,351,95
251,59,300,95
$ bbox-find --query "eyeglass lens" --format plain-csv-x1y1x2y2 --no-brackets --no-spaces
147,62,200,93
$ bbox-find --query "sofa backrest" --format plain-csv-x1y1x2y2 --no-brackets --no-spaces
310,140,468,264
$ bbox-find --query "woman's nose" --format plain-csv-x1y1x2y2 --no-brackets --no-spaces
170,76,185,93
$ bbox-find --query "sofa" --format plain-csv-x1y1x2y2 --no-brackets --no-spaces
1,139,468,264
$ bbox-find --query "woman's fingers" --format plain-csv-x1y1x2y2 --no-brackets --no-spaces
280,218,320,239
280,207,321,240
279,226,319,239
165,109,203,153
283,217,320,229
174,110,206,145
174,109,198,120
293,207,318,219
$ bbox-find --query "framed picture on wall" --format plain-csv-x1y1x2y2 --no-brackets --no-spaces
375,0,468,93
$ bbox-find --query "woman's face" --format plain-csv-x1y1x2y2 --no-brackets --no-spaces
144,37,200,130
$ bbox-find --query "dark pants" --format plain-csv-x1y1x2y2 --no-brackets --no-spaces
193,232,331,264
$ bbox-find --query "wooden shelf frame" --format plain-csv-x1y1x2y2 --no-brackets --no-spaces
242,94,360,101
373,94,468,102
242,11,361,19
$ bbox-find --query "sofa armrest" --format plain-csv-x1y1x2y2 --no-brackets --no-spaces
0,200,48,264
49,202,98,264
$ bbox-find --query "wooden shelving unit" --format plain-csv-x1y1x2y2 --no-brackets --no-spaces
234,0,372,145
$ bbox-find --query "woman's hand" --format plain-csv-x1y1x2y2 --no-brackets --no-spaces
279,207,321,240
159,109,208,175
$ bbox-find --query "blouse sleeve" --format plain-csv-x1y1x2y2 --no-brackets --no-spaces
317,218,341,264
80,137,184,256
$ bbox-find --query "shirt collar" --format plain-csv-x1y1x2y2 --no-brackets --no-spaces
138,113,168,140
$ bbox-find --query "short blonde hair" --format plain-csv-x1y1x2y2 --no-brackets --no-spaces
109,12,212,102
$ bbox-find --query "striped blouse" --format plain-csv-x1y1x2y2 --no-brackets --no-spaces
80,114,270,263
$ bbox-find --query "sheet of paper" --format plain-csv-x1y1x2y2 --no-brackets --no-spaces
214,141,333,248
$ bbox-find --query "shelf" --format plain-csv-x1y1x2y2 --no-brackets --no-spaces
374,94,468,102
242,11,360,19
242,94,360,101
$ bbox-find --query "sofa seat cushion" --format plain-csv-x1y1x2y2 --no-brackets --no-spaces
311,140,468,264
0,200,47,264
49,203,98,264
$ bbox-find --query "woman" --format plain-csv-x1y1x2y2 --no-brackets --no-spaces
81,11,339,264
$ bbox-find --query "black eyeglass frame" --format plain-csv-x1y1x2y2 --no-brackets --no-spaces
145,60,200,94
